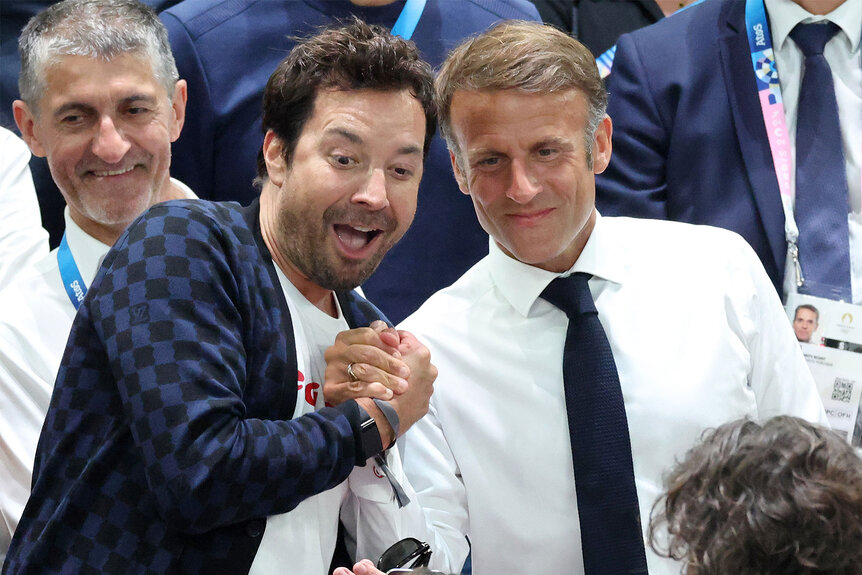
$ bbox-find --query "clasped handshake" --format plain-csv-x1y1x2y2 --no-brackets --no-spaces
324,320,438,448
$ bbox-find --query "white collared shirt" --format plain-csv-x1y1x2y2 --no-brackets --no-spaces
0,180,195,557
399,214,827,575
0,127,48,290
764,0,862,303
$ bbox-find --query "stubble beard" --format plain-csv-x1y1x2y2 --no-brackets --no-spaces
276,203,399,292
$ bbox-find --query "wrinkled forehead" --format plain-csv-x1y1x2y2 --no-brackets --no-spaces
449,89,589,144
43,52,165,98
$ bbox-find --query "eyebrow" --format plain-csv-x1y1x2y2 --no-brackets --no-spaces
325,127,423,156
52,94,159,118
465,147,500,160
533,136,573,150
396,144,423,156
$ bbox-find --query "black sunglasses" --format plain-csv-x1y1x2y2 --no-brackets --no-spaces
377,537,432,572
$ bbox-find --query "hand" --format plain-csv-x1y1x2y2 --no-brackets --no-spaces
333,559,386,575
324,321,411,405
387,330,437,436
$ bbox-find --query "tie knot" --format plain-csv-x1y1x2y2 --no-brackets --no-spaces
790,21,839,57
540,272,596,317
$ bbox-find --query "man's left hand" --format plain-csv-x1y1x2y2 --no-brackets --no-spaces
324,320,410,404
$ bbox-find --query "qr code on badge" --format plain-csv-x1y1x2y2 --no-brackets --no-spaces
831,378,854,403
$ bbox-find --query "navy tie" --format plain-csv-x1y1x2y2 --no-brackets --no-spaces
790,22,852,301
541,273,647,574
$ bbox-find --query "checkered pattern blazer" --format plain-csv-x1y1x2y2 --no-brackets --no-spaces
4,200,388,574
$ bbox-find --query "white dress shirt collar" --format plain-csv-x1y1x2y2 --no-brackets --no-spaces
488,211,626,317
766,0,862,53
62,208,111,287
62,177,198,286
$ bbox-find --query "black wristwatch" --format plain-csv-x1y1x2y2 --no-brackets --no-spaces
357,405,384,463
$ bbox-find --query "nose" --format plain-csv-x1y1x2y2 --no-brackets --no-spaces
91,115,131,164
506,159,541,204
351,168,390,211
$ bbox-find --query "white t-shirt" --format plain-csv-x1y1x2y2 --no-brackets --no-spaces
251,266,411,574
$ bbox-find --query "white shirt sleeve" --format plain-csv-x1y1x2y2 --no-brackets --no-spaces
398,403,471,573
342,427,468,573
0,127,48,290
727,235,830,424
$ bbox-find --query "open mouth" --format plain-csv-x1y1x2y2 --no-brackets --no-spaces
333,224,383,255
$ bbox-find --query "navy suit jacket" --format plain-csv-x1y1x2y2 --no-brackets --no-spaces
596,0,788,294
160,0,541,324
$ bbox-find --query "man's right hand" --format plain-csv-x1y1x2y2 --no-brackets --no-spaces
387,330,436,435
324,323,436,446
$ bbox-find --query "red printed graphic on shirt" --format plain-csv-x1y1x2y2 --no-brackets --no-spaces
297,370,320,407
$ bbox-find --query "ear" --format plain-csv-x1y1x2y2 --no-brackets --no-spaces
449,150,469,195
13,100,47,158
262,130,287,188
169,79,188,142
591,115,613,175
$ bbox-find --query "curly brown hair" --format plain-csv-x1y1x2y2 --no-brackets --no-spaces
648,416,862,574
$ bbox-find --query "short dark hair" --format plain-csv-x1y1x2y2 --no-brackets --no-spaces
256,17,436,182
795,304,819,322
649,416,862,574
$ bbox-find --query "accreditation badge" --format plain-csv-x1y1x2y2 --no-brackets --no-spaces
785,294,862,446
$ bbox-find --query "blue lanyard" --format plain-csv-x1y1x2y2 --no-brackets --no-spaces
744,0,793,205
744,0,862,287
391,0,426,40
57,233,88,310
596,0,706,78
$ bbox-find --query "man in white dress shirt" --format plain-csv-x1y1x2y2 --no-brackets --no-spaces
395,21,828,575
0,0,194,555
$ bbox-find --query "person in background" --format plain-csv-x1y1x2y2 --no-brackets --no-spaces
0,0,195,559
530,0,693,57
0,0,183,247
649,416,862,574
597,0,861,304
4,16,438,574
159,0,541,324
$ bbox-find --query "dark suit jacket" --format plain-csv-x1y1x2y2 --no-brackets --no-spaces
596,0,788,294
531,0,663,56
4,200,388,574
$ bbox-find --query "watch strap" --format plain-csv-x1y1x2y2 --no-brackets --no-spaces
357,404,384,464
